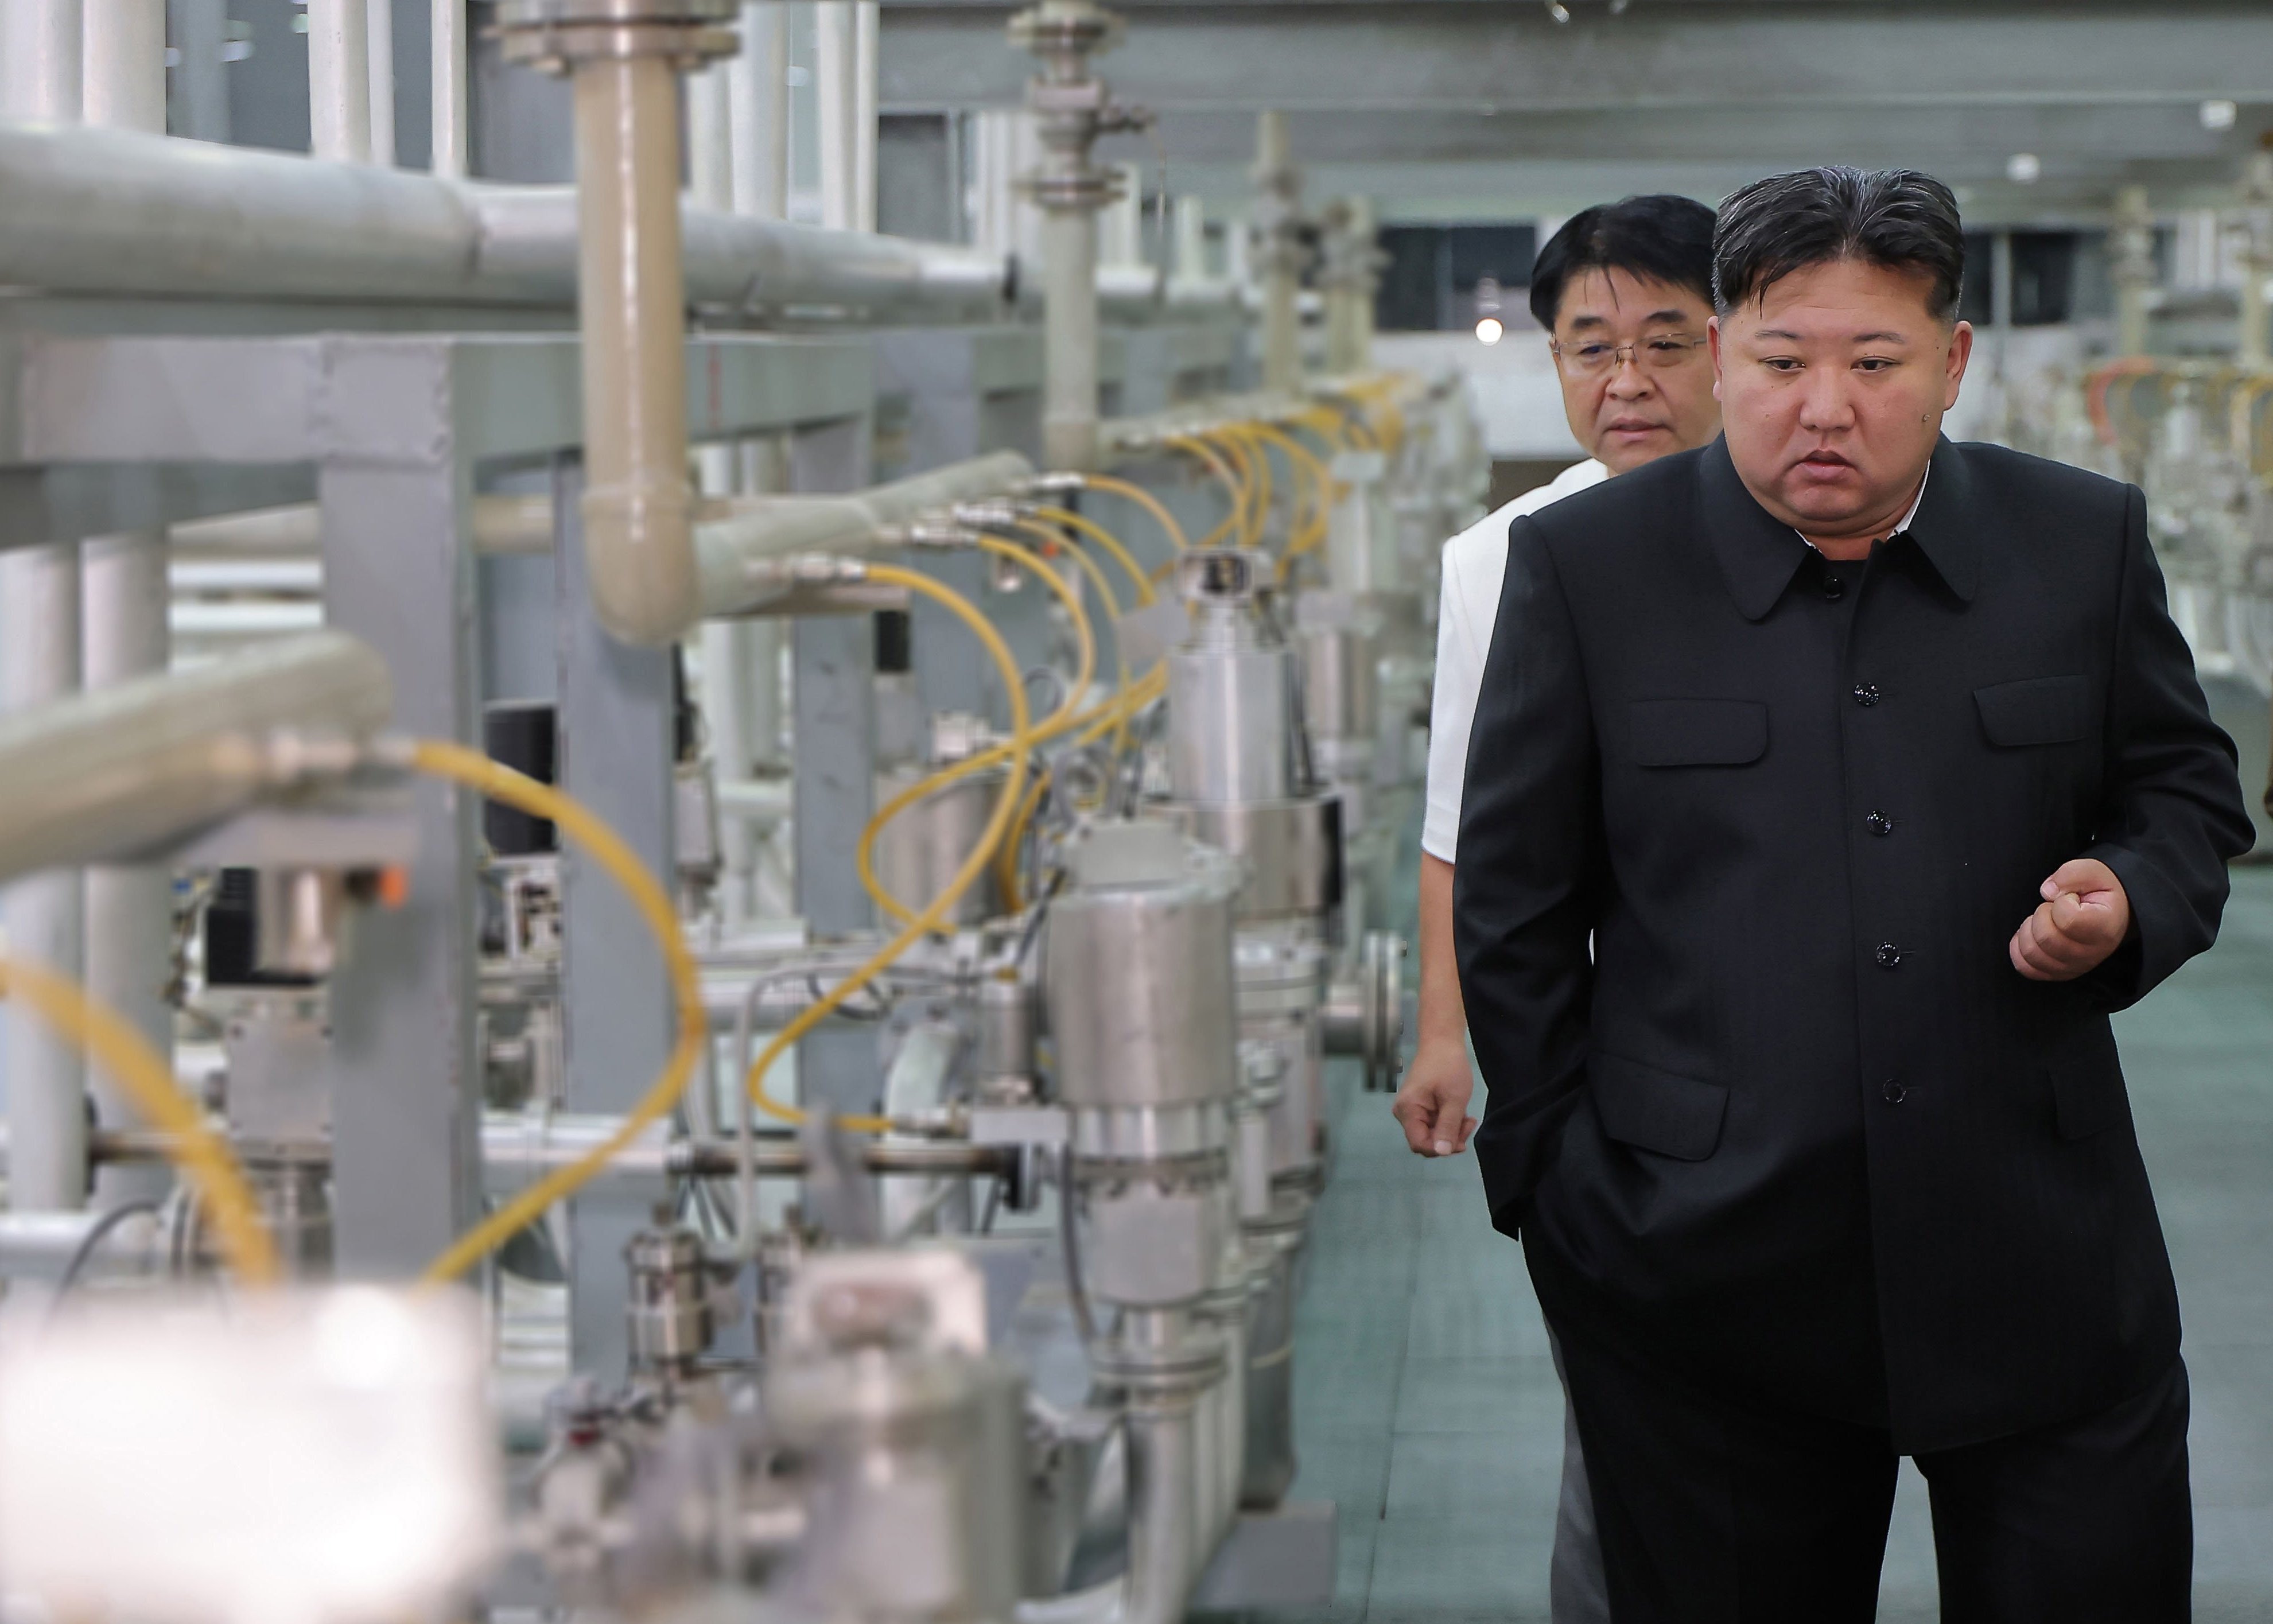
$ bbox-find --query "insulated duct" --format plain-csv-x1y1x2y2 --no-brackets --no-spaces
0,631,391,884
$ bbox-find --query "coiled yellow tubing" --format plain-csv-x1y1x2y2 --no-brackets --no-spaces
859,531,1098,930
746,562,1039,1134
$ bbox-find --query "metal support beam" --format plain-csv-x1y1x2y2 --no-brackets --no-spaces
554,455,677,1379
320,356,482,1280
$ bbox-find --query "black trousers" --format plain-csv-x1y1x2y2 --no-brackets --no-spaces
1552,1315,2194,1624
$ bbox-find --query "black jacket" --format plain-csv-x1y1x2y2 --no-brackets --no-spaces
1453,436,2255,1452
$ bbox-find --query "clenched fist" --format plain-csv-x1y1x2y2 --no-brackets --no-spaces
2008,857,2132,982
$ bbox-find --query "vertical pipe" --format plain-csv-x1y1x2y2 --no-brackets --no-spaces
569,55,700,643
814,2,856,231
81,0,164,130
2113,184,2157,360
1991,228,2015,384
308,0,374,162
1349,193,1376,367
1044,206,1101,471
430,0,468,178
852,0,878,232
1174,195,1207,282
1124,1397,1203,1624
688,59,733,211
80,0,172,1209
1256,111,1302,395
2,548,87,1214
1,1,84,122
2,0,87,1219
367,0,397,164
167,0,230,141
731,2,790,220
2237,152,2273,370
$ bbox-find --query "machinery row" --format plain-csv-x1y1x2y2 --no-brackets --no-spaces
0,3,1486,1622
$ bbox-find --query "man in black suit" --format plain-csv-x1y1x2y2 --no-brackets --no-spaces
1453,166,2255,1623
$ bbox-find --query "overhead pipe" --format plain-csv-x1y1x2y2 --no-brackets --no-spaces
0,631,391,887
0,122,1011,320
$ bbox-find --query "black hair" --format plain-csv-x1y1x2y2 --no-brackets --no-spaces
1712,166,1965,323
1526,194,1719,329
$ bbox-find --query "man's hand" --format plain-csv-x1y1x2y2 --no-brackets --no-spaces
2008,857,2132,982
1392,1040,1479,1158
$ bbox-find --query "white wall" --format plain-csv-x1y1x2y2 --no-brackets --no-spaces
1374,328,1584,461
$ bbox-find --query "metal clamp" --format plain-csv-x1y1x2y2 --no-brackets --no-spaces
495,0,737,71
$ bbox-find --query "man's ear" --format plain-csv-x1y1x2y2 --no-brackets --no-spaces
1708,314,1726,402
1942,319,1975,407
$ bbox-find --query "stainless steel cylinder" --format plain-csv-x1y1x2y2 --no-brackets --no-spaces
1239,1247,1297,1508
1176,795,1344,925
874,762,1007,928
764,1345,1028,1624
624,1224,714,1372
1236,927,1328,1183
1297,621,1377,747
1043,832,1240,1112
1166,644,1299,804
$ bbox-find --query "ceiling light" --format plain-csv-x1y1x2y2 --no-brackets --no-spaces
2006,153,2042,185
1544,1,1571,21
2202,99,2239,132
1475,317,1505,345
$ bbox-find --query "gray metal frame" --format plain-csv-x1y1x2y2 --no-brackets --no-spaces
0,324,873,1288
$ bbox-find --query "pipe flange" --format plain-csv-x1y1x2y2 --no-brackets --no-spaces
1086,1327,1227,1395
496,0,737,69
1008,2,1126,59
1074,1146,1230,1195
1019,169,1128,213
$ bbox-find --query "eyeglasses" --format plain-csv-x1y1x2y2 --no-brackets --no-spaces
1550,334,1709,376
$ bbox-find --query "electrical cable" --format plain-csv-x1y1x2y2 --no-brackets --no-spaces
859,534,1096,931
1167,433,1250,549
1025,503,1157,605
410,736,705,1285
46,1198,164,1310
745,563,1035,1134
0,955,279,1288
1068,472,1192,554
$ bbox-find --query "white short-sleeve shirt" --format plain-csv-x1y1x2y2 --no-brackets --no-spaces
1421,459,1608,862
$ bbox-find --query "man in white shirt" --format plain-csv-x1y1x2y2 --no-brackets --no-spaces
1392,194,1723,1624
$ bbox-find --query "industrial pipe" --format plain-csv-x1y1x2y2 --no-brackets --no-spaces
566,52,701,643
695,450,1036,617
0,631,391,885
0,122,1010,319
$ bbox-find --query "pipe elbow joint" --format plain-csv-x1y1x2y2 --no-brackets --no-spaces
582,477,701,646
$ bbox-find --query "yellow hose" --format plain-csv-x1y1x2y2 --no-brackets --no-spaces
748,564,1035,1133
859,534,1096,930
1070,472,1191,554
1167,434,1250,549
1027,504,1157,605
0,955,281,1288
412,737,705,1284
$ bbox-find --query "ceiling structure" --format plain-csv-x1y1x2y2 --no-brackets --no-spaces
879,2,2273,224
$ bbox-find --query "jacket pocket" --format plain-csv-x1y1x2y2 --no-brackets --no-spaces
2047,1021,2130,1140
1974,674,2092,747
1590,1051,1729,1160
1629,699,1768,768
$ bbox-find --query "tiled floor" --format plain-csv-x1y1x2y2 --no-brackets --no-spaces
1260,866,2273,1623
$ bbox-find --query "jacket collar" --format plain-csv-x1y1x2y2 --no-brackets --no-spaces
1698,436,1977,621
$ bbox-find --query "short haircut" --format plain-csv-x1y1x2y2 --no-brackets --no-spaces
1713,166,1965,323
1526,194,1719,329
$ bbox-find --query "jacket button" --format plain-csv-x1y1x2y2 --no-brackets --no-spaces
1823,575,1847,601
1866,810,1894,836
1882,1078,1907,1105
1874,942,1903,969
1852,683,1882,708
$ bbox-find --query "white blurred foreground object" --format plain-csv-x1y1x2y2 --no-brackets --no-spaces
0,1287,498,1624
